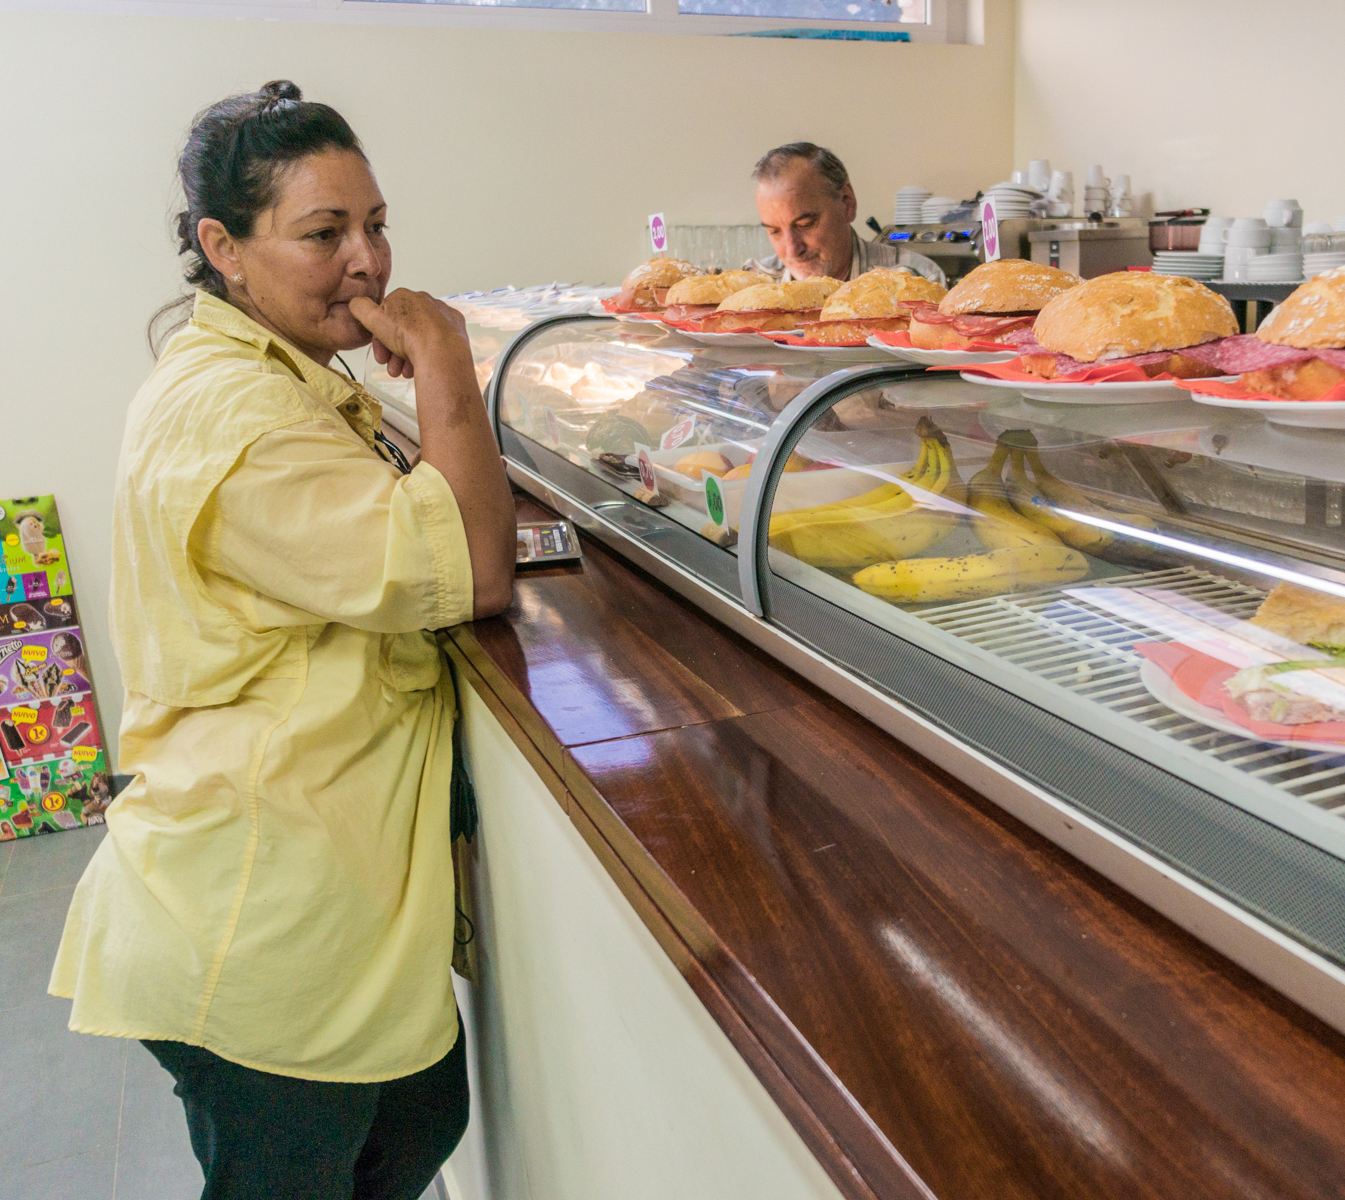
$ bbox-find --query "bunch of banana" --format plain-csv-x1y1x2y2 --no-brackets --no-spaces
1004,444,1115,557
852,543,1089,604
770,424,963,571
767,441,924,540
966,444,1061,551
1008,430,1157,532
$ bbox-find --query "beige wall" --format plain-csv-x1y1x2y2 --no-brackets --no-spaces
0,7,1014,760
1014,0,1345,223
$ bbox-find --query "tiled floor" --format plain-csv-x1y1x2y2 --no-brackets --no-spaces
1,826,446,1200
0,823,201,1200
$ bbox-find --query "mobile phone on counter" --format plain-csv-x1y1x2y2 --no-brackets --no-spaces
516,520,582,567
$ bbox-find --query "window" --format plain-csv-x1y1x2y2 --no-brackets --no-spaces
680,0,926,22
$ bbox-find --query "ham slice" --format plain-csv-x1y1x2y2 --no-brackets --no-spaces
910,310,1036,338
661,303,719,323
601,287,671,314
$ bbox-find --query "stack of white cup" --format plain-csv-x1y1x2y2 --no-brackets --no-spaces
1223,218,1271,281
1256,199,1304,282
1108,174,1132,217
1083,164,1109,215
1198,217,1233,257
1047,170,1074,218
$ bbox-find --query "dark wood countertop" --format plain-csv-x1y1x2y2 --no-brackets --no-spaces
446,495,1345,1200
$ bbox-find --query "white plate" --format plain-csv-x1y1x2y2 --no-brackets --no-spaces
958,372,1196,405
867,335,1018,366
1138,659,1345,754
675,330,793,348
767,340,897,362
1188,390,1345,428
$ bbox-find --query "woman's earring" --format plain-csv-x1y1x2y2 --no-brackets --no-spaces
231,274,243,283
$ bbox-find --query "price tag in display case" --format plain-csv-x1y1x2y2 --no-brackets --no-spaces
703,472,727,529
637,448,659,495
660,415,696,451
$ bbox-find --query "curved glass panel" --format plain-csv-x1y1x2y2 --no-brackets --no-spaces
757,371,1345,901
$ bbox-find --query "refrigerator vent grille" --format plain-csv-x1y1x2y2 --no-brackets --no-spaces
917,566,1345,816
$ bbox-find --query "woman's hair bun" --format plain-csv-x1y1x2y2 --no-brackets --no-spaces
259,80,303,105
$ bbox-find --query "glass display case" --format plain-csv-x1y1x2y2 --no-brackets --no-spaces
375,305,1345,1025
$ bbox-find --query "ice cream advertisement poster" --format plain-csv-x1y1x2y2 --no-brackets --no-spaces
0,695,102,768
0,495,72,605
0,626,94,707
0,748,112,839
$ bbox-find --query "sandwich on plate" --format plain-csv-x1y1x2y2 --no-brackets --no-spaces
1015,272,1237,379
604,257,700,313
661,270,773,324
794,269,947,345
1222,582,1345,726
908,259,1080,350
1199,268,1345,399
695,277,843,334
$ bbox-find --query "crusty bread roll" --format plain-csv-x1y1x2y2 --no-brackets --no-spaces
1033,272,1236,362
819,268,946,321
665,270,771,306
939,259,1080,316
716,277,841,313
1257,267,1345,350
622,257,699,291
1251,581,1345,650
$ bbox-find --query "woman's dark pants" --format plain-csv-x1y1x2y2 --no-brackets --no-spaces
142,1030,469,1200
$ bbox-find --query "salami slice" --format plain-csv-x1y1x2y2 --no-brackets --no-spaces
1192,334,1314,373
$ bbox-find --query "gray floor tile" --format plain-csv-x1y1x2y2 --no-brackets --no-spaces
6,1144,117,1200
3,823,106,900
0,997,127,1174
0,886,74,1012
113,1042,203,1200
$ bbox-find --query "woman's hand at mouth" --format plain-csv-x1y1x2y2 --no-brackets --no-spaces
348,290,471,380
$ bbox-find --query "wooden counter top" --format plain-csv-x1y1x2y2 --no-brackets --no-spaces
445,495,1345,1200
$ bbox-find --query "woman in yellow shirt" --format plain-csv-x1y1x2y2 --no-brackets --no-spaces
49,80,515,1199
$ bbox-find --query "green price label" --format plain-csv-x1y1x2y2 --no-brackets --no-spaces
704,473,725,527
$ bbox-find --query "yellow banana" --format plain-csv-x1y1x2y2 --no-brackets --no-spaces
768,439,927,538
773,436,958,570
967,445,1060,551
852,543,1089,604
1005,447,1114,556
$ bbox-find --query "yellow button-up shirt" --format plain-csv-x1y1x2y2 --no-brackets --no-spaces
50,293,474,1082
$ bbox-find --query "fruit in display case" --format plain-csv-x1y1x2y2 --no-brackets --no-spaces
967,445,1061,551
852,544,1089,603
723,452,813,482
768,419,963,571
674,451,734,480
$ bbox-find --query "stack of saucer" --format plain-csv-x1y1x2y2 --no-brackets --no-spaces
895,186,931,224
1305,251,1345,278
921,196,958,223
1151,252,1224,280
981,182,1040,219
1247,253,1305,283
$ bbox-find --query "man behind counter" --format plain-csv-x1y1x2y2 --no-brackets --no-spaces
747,142,945,287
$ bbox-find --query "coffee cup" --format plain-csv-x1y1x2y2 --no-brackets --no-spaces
1086,163,1108,188
1264,199,1303,229
1226,228,1272,249
1270,227,1301,252
1011,169,1028,186
1028,159,1051,192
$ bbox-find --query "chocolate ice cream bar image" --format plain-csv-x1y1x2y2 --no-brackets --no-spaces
52,698,73,729
59,721,91,746
7,603,44,631
50,632,89,679
1,720,23,753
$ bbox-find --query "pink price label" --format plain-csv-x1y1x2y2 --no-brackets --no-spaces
648,212,667,254
660,415,695,450
637,449,658,495
981,198,1000,261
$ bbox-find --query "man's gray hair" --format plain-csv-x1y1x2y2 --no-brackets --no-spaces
752,143,850,196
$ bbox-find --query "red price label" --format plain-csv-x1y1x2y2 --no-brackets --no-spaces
660,416,696,451
637,449,658,495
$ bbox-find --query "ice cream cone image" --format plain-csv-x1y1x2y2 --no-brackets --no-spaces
50,632,89,681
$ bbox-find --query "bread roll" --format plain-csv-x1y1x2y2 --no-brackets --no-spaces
716,277,842,313
1033,272,1237,362
665,271,772,306
1257,267,1345,350
818,268,945,321
939,259,1080,315
622,257,699,291
1251,581,1345,650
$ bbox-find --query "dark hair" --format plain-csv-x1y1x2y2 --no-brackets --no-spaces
752,142,850,197
148,80,365,354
